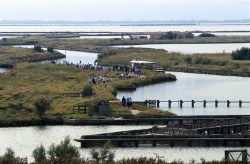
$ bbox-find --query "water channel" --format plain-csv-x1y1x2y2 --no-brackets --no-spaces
13,45,98,65
117,72,250,116
0,125,248,163
0,68,9,73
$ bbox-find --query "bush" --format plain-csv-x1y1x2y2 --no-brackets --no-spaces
47,136,80,159
34,45,43,52
184,57,192,64
90,141,115,163
34,98,52,117
81,85,94,97
194,57,211,65
47,47,54,53
4,148,15,158
32,145,46,163
232,47,250,60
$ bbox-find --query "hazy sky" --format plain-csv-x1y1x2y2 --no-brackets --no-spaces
0,0,250,21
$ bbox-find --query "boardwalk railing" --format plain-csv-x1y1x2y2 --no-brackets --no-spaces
164,67,250,77
141,100,250,108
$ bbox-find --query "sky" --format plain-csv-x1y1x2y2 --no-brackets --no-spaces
0,0,250,21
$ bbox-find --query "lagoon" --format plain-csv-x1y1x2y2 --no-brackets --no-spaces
1,24,250,32
114,43,250,54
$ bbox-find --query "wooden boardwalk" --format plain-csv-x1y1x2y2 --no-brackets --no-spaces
140,99,250,108
74,115,250,147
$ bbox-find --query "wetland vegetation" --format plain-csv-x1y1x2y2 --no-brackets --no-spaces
0,34,250,126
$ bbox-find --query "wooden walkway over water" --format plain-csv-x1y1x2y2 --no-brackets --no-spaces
74,115,250,147
139,100,250,108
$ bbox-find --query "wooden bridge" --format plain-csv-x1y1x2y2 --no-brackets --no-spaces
74,115,250,147
141,100,250,108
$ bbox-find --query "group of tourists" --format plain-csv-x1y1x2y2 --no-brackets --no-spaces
89,75,113,84
121,96,133,107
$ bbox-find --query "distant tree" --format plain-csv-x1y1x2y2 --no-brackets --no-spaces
34,98,51,117
232,47,250,60
34,45,43,52
47,47,54,53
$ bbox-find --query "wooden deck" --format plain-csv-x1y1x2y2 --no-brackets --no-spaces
74,115,250,147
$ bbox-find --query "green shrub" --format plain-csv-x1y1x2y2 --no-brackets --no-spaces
32,145,46,163
232,47,250,60
184,57,192,64
34,98,52,117
47,47,54,53
81,85,94,97
4,148,15,158
8,103,23,111
34,46,43,52
47,136,80,159
194,57,211,65
90,141,115,163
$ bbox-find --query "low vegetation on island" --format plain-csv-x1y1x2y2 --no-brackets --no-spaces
0,34,250,126
0,60,176,126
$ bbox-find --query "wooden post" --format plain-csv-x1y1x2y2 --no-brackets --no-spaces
227,100,230,107
239,100,242,107
180,100,183,108
215,100,218,107
168,100,172,108
152,141,156,147
203,100,207,107
191,100,195,108
157,100,160,108
242,149,248,164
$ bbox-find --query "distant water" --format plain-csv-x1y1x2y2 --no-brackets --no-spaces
1,25,250,32
114,43,250,54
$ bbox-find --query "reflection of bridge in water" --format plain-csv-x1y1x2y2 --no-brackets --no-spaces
74,115,250,147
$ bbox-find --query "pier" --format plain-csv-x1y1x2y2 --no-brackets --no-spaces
74,115,250,147
142,99,250,108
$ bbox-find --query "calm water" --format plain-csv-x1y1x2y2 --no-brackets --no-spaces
1,25,250,32
13,45,98,65
114,43,250,54
117,72,250,116
0,125,248,163
0,68,9,73
194,32,250,36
